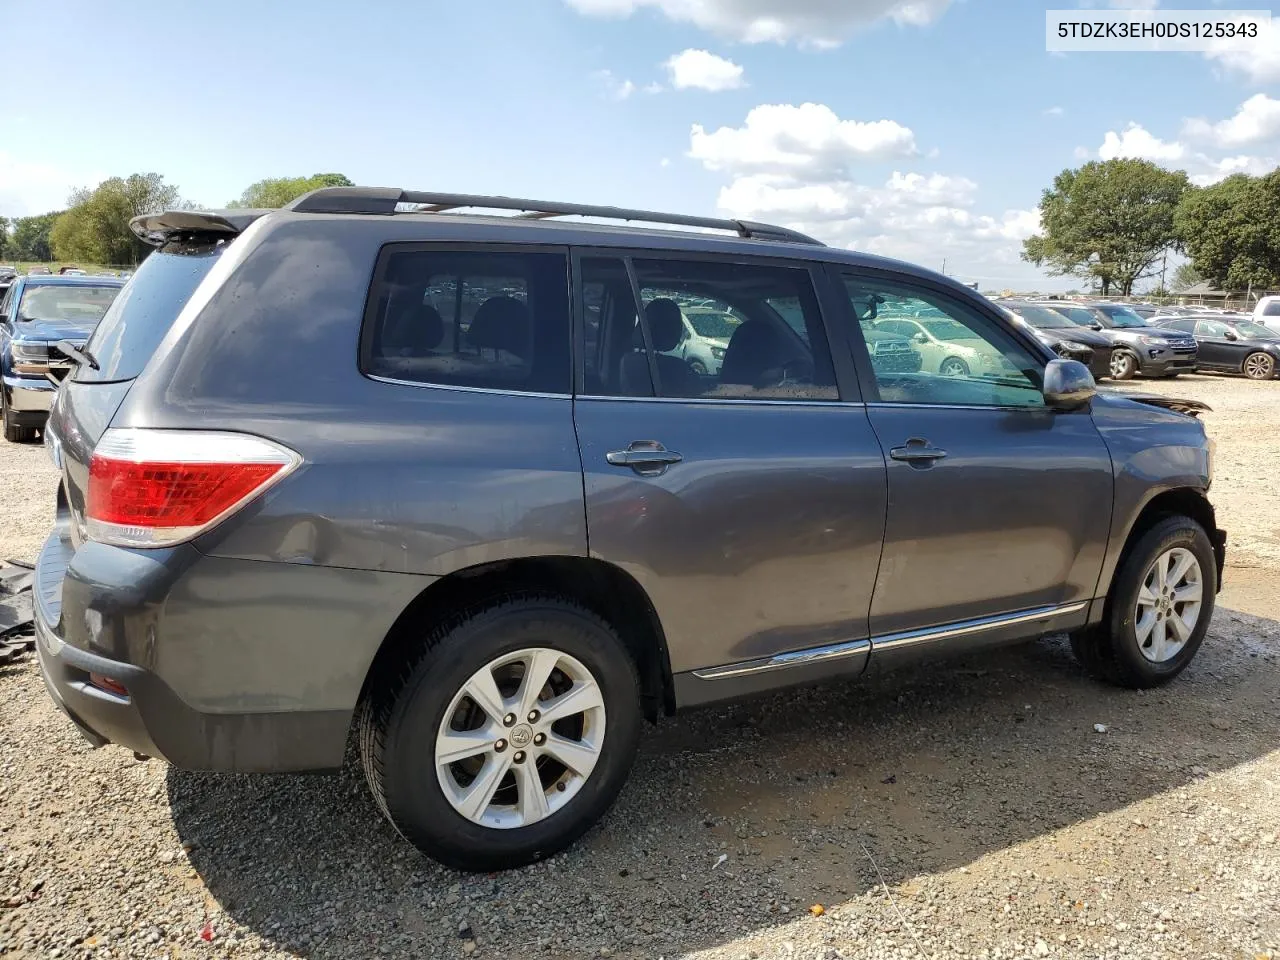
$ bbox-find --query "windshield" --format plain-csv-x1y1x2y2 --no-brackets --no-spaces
1100,305,1148,328
1008,304,1074,329
686,310,742,341
17,284,120,323
920,319,979,340
1235,320,1279,339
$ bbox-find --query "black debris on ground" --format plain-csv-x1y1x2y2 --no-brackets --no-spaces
0,559,35,664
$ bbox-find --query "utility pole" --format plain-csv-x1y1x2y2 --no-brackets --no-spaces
1160,249,1168,295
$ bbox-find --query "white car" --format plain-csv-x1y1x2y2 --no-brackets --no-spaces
871,316,1010,377
661,306,740,375
1252,296,1280,332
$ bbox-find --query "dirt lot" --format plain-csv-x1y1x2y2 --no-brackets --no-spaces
2,374,1278,960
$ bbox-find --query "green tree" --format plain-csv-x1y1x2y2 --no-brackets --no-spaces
1170,261,1202,292
1022,159,1190,297
1175,172,1280,292
0,216,8,260
231,173,353,209
50,173,181,265
9,212,60,261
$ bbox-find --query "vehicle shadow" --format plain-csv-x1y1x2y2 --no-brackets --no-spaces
167,603,1280,958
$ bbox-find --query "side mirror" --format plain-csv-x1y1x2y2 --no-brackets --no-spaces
1224,330,1238,341
912,332,929,344
1043,358,1096,410
1089,322,1104,331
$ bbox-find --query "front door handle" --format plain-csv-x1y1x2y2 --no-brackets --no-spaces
889,437,948,463
606,441,683,475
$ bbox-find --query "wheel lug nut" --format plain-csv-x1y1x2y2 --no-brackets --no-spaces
494,739,507,752
527,710,540,723
513,751,526,763
534,733,546,746
503,713,516,727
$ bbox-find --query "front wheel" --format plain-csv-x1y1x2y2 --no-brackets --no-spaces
1,394,38,444
1072,515,1216,688
1243,351,1276,380
358,597,641,872
688,359,708,376
939,357,969,377
1109,350,1138,381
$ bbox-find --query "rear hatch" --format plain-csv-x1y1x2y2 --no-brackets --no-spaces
43,212,259,582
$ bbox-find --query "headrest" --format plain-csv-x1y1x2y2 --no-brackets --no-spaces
468,296,530,357
645,298,684,352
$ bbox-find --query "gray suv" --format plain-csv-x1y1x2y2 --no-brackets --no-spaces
35,188,1225,872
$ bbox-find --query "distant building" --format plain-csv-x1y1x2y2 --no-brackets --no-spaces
1177,281,1276,308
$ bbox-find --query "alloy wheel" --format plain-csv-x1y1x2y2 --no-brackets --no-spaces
1133,547,1203,663
1244,353,1274,380
435,648,606,830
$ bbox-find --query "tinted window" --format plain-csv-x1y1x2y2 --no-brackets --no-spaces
80,244,226,382
364,248,570,394
845,276,1044,408
1098,305,1147,328
597,257,837,401
1235,320,1278,339
1196,320,1231,337
1162,319,1196,332
1263,301,1280,317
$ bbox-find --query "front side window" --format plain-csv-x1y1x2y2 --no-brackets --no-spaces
582,256,838,402
1235,320,1278,339
1196,320,1231,337
1262,301,1280,317
844,275,1044,408
363,248,570,394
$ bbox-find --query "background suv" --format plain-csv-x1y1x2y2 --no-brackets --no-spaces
35,187,1224,873
1076,302,1198,379
0,274,124,441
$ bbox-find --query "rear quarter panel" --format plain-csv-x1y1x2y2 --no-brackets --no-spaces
113,215,588,575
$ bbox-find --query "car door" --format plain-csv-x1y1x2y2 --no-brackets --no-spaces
834,268,1113,665
1194,320,1241,369
572,251,888,702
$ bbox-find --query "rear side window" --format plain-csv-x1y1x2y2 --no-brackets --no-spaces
362,247,571,394
80,244,226,382
1264,301,1280,317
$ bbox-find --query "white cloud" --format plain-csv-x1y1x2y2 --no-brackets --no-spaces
1203,17,1280,83
1097,123,1186,162
663,49,745,91
1183,94,1280,149
1111,0,1158,8
1189,154,1279,186
660,157,671,167
0,152,104,218
689,103,916,180
1044,105,1064,117
593,69,636,100
885,171,977,206
563,0,952,45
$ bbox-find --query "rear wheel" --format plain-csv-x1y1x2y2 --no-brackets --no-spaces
939,357,969,377
688,359,708,376
1072,515,1215,688
1109,350,1138,381
359,597,641,871
1243,351,1275,380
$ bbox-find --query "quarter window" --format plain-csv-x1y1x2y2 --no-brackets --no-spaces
843,275,1045,408
363,248,570,394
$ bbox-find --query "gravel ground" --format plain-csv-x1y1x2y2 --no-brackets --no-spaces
2,373,1278,960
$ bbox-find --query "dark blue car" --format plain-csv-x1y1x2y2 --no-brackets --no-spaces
1,274,125,441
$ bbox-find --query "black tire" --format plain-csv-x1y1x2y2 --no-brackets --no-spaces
358,596,642,872
939,357,969,377
688,359,708,376
1072,515,1216,689
1109,350,1138,381
1243,351,1276,380
1,395,37,444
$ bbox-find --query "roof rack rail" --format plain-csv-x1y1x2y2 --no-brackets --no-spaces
285,187,823,246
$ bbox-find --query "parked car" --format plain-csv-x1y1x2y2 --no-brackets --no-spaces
0,274,125,441
868,315,1008,378
1155,316,1280,380
35,188,1225,873
998,300,1113,381
0,265,17,281
1071,303,1198,379
1252,295,1280,331
26,265,52,275
658,304,739,375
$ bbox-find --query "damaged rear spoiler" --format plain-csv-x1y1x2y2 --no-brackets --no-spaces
1122,394,1211,418
129,209,271,247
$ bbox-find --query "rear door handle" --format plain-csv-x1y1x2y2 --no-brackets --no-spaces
606,441,683,475
889,437,948,463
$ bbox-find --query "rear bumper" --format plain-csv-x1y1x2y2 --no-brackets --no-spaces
32,525,434,772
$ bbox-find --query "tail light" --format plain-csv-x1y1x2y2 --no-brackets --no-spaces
86,428,301,548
